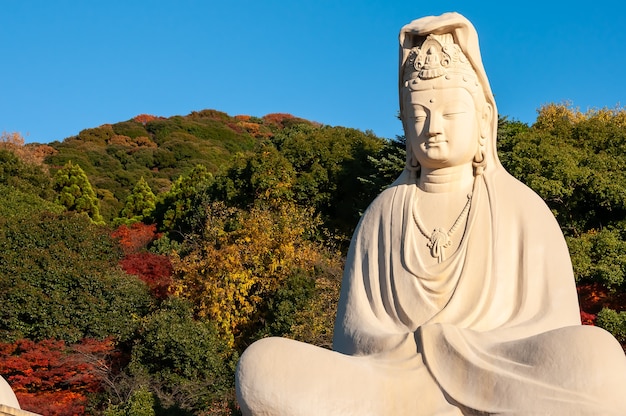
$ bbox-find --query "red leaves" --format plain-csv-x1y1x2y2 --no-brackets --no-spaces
119,252,173,299
580,311,597,326
112,223,160,255
0,338,115,416
112,223,173,299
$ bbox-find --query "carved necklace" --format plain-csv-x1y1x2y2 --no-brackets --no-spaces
412,191,472,263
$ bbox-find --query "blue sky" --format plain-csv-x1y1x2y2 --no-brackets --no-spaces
2,1,625,144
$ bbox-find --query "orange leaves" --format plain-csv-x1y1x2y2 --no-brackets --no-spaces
581,311,597,326
262,113,296,128
0,131,58,167
0,131,25,147
112,223,161,255
0,338,116,416
113,223,172,299
133,114,161,125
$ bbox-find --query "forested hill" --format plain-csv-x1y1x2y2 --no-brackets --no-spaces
42,111,320,221
2,104,626,415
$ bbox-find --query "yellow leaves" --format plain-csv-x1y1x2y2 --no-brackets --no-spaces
170,201,331,347
535,102,626,131
534,102,584,132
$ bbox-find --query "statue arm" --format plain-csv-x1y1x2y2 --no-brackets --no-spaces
333,186,418,358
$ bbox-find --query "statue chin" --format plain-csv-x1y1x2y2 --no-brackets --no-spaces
236,12,626,415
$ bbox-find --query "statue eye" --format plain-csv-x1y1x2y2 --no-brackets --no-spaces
442,111,466,119
410,110,427,122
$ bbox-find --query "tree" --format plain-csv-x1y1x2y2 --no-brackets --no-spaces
112,223,162,255
496,105,626,348
357,136,406,202
53,160,104,224
116,177,156,225
0,185,63,219
104,386,156,416
270,124,386,235
171,201,340,347
120,253,173,300
151,165,213,236
0,338,116,416
0,148,54,199
597,308,626,344
0,211,152,343
123,299,237,413
209,144,296,209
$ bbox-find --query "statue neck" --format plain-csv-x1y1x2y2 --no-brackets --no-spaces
418,164,474,193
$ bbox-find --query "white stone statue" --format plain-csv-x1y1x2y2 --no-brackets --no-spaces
0,376,21,410
236,12,626,415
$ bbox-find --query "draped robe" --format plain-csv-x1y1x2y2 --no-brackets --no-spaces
237,13,626,415
332,168,626,414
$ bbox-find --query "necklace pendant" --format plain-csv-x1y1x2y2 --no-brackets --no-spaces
427,228,451,263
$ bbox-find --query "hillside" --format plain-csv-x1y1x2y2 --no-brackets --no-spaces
1,104,626,415
43,110,318,221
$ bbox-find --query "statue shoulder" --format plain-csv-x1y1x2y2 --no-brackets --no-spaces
363,184,407,217
490,169,561,230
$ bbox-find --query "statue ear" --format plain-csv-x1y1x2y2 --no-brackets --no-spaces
479,103,492,144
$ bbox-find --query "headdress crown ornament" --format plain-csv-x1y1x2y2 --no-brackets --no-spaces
403,33,478,89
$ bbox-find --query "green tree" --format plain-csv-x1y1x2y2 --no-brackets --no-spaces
104,385,156,416
0,148,54,199
497,105,626,344
53,160,104,224
209,144,296,209
271,124,386,235
151,165,213,237
357,135,406,202
0,185,63,219
124,298,237,414
116,177,157,225
597,308,626,344
0,211,152,343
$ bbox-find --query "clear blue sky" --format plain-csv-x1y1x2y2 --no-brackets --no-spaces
2,1,625,144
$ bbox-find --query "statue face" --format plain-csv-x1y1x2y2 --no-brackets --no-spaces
404,86,479,170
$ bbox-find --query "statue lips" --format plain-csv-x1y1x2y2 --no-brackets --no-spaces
425,138,446,147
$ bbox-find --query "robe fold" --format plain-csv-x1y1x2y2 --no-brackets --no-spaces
333,169,626,414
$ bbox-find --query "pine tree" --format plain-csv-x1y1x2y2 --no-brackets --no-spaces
116,177,156,225
53,161,104,224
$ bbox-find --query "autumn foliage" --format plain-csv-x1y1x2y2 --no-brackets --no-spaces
0,338,115,416
112,223,172,298
171,201,339,347
0,131,58,167
3,105,626,414
133,114,162,125
112,223,161,254
120,253,173,299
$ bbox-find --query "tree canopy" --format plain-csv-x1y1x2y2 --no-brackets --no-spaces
2,104,626,415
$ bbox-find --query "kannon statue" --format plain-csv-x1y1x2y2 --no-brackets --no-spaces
236,13,626,415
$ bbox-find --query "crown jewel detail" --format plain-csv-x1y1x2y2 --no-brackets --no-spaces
404,34,475,83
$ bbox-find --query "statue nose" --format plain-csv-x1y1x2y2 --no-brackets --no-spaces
427,117,442,137
427,125,442,137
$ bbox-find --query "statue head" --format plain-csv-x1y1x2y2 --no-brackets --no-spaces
399,13,498,176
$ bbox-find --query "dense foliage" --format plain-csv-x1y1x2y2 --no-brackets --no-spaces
54,161,104,224
0,211,152,343
1,103,626,414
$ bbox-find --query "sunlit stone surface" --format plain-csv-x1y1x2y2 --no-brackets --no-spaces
236,12,626,415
